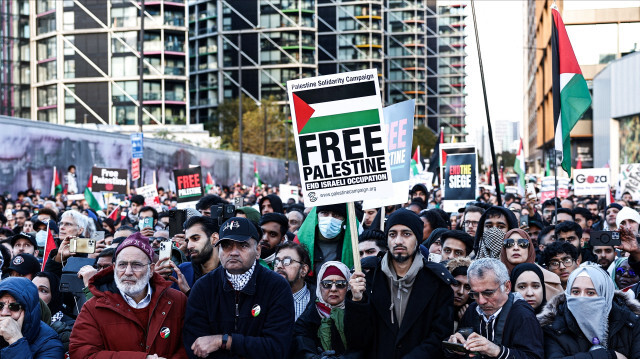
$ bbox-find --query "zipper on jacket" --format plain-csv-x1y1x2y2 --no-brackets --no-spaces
235,290,239,331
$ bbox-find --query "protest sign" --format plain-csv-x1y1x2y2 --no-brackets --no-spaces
573,168,610,196
136,184,161,209
440,143,478,212
619,164,640,201
287,69,393,207
132,158,140,181
173,167,203,209
279,184,299,204
362,99,415,210
540,176,570,201
91,167,128,194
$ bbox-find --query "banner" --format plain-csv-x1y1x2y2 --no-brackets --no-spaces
573,168,610,196
136,184,161,209
279,184,299,204
173,167,203,208
362,99,415,210
91,167,128,194
619,164,640,201
441,145,478,212
287,69,393,207
540,176,570,201
132,158,140,181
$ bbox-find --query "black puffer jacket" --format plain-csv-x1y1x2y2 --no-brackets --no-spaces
537,291,640,359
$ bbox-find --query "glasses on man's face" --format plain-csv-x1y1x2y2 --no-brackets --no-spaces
548,257,575,270
273,257,302,268
0,302,22,312
616,267,637,277
115,261,150,272
468,286,501,300
320,280,348,289
463,220,479,228
503,238,530,249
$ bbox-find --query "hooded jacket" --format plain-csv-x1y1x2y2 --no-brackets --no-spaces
259,194,284,214
537,291,640,359
69,266,188,359
0,277,64,359
473,206,518,255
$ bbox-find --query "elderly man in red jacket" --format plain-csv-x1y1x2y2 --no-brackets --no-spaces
69,233,188,359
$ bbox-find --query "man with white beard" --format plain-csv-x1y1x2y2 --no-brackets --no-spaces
69,233,188,358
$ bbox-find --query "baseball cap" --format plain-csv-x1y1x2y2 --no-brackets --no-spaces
216,217,260,246
8,254,40,277
10,233,37,248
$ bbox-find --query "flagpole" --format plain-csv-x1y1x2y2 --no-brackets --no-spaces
470,0,502,206
554,150,558,224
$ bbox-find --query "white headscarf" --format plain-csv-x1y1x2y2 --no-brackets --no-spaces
316,261,351,313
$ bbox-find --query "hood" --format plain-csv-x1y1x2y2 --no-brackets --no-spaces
473,206,518,253
0,277,41,342
537,290,640,328
259,194,283,214
88,265,171,299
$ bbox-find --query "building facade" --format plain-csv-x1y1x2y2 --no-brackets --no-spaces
30,0,188,127
0,0,30,118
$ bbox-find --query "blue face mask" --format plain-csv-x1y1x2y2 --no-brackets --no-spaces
318,216,343,239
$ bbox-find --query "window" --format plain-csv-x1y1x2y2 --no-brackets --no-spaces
63,11,74,30
64,60,75,78
112,57,138,77
37,37,56,61
64,108,75,124
37,85,56,107
112,32,138,53
113,105,137,125
112,81,138,102
111,7,137,28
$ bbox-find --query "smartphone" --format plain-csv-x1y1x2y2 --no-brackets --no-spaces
139,217,154,230
168,209,187,238
159,239,172,261
526,183,536,201
519,215,529,228
442,341,476,354
590,231,621,247
69,237,96,254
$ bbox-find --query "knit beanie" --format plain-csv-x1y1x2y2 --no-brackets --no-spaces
384,208,424,244
115,232,154,262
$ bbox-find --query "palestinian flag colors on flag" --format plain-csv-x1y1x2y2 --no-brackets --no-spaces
51,167,62,196
411,146,423,176
84,187,101,212
551,5,592,176
253,161,262,186
205,172,215,192
514,138,526,196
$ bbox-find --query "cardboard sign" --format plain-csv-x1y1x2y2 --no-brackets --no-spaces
540,176,570,201
279,184,299,204
362,99,415,210
573,168,610,196
173,167,203,208
287,69,393,207
619,164,640,201
442,150,477,212
91,167,128,194
136,184,161,209
132,158,140,181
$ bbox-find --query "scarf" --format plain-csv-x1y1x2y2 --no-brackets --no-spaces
608,257,627,290
226,262,256,291
477,227,506,259
499,229,536,274
510,263,547,314
315,261,351,352
565,264,614,347
315,261,351,316
380,251,424,326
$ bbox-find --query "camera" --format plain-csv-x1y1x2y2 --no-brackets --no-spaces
210,204,236,225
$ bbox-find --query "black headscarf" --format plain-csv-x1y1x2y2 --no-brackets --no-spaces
510,263,547,314
35,271,64,315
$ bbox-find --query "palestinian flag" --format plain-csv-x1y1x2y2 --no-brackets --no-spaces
84,187,101,212
205,172,215,193
545,157,551,176
51,167,62,196
514,138,525,196
552,6,592,176
499,167,506,193
411,146,423,176
290,78,381,135
41,222,56,271
253,161,262,186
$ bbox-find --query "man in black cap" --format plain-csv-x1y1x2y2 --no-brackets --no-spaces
11,233,38,258
258,213,289,266
346,209,454,358
183,217,294,358
7,253,40,280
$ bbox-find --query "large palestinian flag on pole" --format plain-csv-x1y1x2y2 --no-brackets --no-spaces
551,5,592,176
287,69,393,207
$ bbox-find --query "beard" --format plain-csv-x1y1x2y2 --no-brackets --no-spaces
260,242,276,259
190,241,214,266
391,245,416,263
276,267,302,288
115,267,152,298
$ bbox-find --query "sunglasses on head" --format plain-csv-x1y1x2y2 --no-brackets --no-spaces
503,238,530,249
0,302,22,312
320,280,348,289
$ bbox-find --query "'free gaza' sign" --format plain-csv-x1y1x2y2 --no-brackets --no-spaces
288,69,393,207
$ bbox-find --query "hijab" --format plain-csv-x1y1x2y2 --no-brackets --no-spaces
35,272,64,317
565,264,615,347
315,261,351,318
510,263,547,313
609,257,632,290
500,229,536,274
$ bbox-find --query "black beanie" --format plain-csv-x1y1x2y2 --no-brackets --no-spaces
259,213,289,235
317,203,347,219
384,208,424,243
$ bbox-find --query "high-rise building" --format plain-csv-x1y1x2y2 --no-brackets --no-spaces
30,0,188,127
0,0,30,118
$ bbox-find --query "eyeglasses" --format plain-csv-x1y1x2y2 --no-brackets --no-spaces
115,261,150,272
503,238,530,249
0,302,22,312
320,280,348,289
273,257,302,267
58,221,77,228
616,268,637,277
463,220,479,228
468,286,502,300
548,257,575,269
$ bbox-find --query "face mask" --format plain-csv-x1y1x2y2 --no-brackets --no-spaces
36,230,48,247
318,216,343,239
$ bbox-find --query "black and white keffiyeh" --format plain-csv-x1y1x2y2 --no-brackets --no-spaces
226,262,256,291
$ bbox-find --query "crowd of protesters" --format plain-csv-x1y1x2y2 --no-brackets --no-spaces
1,176,640,359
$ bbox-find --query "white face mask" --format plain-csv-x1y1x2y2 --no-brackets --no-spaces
318,216,343,239
36,230,48,247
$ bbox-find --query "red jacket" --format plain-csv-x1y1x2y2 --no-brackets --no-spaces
69,267,188,359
